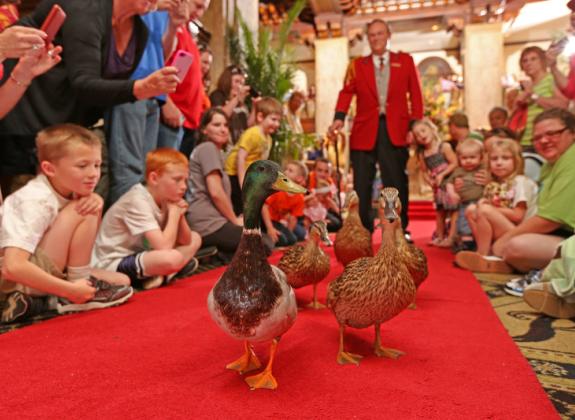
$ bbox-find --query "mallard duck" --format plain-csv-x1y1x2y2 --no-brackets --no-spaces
334,191,373,266
207,160,306,390
327,188,416,365
278,220,332,309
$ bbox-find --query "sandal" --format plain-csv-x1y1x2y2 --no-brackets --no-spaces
427,237,443,246
437,237,454,248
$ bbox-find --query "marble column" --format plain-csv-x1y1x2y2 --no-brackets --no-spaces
314,37,349,135
463,23,504,129
202,0,227,87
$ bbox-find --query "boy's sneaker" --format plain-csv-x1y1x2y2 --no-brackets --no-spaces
57,277,133,314
0,292,50,324
523,282,575,319
503,269,543,297
166,257,199,285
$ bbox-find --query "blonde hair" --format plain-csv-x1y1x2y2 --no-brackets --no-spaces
285,159,308,180
255,96,283,118
36,124,101,163
488,137,524,180
413,118,442,156
146,148,189,179
456,138,484,156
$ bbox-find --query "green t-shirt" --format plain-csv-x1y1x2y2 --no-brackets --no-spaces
521,73,556,146
537,143,575,230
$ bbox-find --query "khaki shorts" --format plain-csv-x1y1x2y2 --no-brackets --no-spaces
0,248,65,298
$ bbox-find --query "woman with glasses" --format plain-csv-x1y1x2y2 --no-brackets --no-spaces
209,65,256,144
461,109,575,298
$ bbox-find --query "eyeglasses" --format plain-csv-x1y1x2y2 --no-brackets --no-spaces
532,127,569,143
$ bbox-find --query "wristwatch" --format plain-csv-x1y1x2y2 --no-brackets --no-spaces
530,93,540,102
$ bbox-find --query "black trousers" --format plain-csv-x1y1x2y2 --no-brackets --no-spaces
350,116,409,231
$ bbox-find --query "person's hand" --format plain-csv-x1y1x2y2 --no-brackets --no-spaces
453,177,464,192
168,199,188,217
406,131,415,145
0,26,46,61
233,215,243,226
447,190,460,206
166,0,189,26
234,84,250,103
435,173,444,187
134,66,179,99
74,193,103,216
473,169,489,186
11,44,62,85
161,100,183,128
157,0,180,11
328,120,344,139
546,44,562,68
519,79,533,94
66,279,96,303
267,226,280,243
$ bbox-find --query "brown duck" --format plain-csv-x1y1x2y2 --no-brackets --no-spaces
278,220,332,309
395,207,428,308
334,190,372,267
327,188,416,365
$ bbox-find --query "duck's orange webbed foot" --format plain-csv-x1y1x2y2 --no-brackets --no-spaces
374,346,404,359
226,341,262,374
245,338,280,390
245,369,278,390
306,299,326,310
337,350,363,365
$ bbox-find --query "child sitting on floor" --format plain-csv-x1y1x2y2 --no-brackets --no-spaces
263,160,307,247
455,137,538,273
0,124,133,324
413,118,458,247
92,148,202,290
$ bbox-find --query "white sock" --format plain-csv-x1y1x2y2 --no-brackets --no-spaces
66,265,91,281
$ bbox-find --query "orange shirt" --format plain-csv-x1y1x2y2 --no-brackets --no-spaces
265,192,305,222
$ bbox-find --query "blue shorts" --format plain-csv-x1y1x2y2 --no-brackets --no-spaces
116,253,147,285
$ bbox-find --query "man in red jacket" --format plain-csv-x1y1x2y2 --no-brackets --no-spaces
329,19,423,234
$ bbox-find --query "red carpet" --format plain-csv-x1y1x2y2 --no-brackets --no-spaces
0,221,557,419
408,200,436,220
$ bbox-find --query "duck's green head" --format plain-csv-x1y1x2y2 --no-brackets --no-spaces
242,160,307,229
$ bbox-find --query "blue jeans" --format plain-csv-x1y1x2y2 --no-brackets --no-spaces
157,122,183,151
457,202,473,237
105,99,160,205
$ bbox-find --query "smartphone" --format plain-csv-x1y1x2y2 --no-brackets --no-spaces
40,4,66,47
171,50,194,82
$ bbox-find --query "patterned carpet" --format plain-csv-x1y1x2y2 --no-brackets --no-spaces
475,272,575,419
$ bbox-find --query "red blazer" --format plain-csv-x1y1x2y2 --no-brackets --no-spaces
334,51,424,150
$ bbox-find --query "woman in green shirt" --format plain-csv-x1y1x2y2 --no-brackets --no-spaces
513,47,568,150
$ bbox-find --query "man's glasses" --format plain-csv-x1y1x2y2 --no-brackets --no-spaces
532,126,569,143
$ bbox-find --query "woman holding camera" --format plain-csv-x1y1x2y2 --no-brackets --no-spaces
513,46,568,150
209,65,257,144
